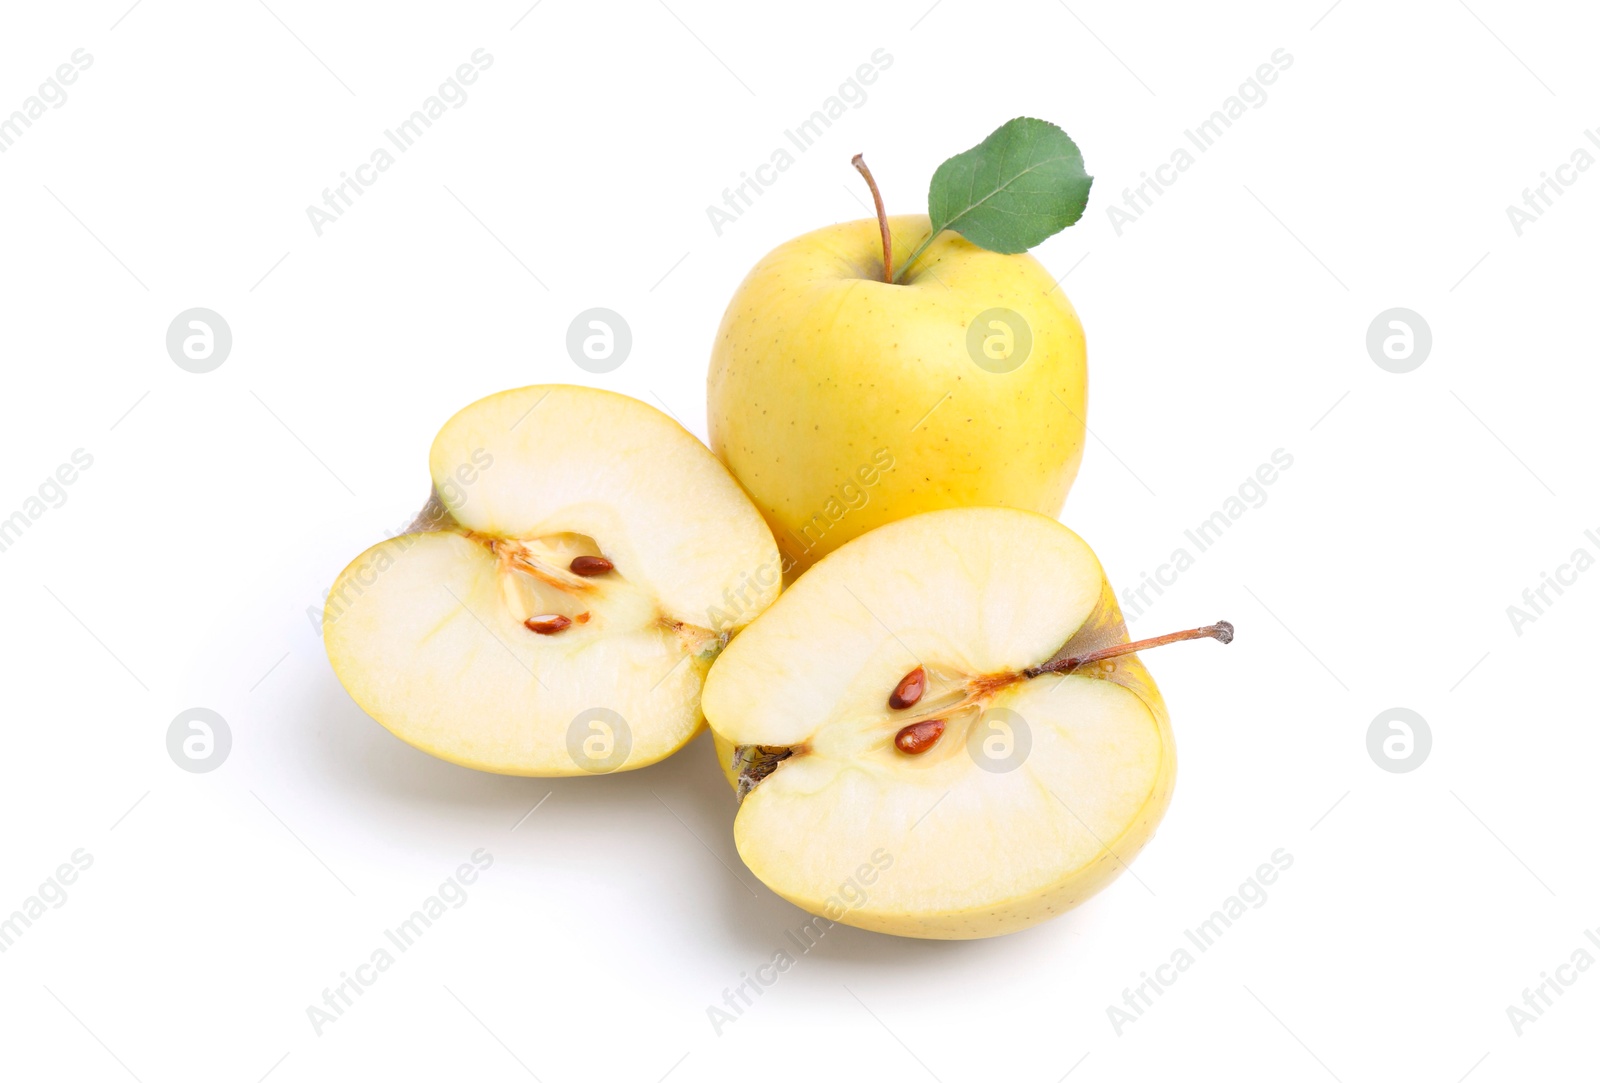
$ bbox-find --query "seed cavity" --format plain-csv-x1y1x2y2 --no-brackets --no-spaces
734,744,794,801
888,665,926,710
524,614,572,635
894,718,945,755
570,555,614,577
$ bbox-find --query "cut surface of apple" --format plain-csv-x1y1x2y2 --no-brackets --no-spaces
324,385,781,776
702,507,1183,939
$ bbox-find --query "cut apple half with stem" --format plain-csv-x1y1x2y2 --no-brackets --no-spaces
323,385,781,776
702,507,1231,939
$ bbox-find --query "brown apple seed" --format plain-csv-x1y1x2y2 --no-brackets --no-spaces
894,718,945,754
888,665,926,710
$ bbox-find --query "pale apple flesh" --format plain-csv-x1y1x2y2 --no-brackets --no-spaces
708,215,1088,578
324,385,781,776
701,508,1175,939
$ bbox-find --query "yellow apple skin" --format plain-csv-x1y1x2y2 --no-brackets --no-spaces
708,215,1087,577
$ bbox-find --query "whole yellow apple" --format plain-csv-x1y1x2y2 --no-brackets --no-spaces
707,214,1087,577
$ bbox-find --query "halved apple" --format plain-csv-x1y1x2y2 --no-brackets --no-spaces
324,385,781,776
702,507,1229,939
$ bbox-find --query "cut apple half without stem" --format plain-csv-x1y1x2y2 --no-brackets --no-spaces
323,385,781,776
701,507,1231,939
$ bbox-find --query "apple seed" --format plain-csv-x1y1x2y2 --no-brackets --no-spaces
523,614,573,635
888,665,926,710
894,718,945,755
570,555,614,577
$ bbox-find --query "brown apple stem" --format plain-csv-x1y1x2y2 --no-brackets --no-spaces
851,153,893,284
1026,621,1234,678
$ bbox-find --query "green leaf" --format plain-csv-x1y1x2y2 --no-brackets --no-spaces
898,118,1092,280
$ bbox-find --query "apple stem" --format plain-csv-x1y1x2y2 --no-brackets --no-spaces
1026,621,1234,678
851,154,893,284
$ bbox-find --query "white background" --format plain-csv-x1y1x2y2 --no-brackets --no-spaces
1,0,1595,1080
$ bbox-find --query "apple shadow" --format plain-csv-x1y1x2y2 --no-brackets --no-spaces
287,665,740,828
279,667,1076,973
